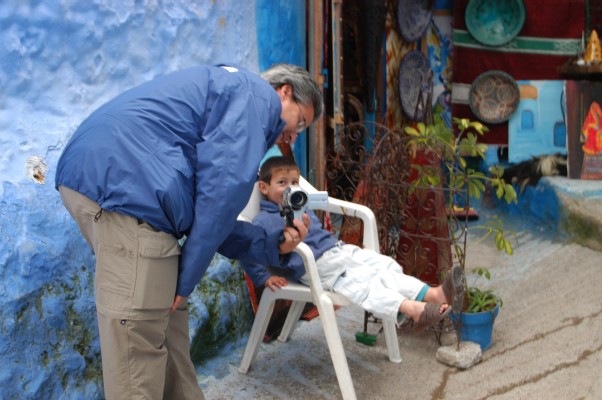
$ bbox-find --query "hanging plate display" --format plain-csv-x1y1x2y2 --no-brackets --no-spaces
465,0,526,47
396,0,433,43
469,70,520,124
398,50,432,121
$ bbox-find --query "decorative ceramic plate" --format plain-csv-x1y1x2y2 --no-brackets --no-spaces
396,0,433,43
465,0,526,47
469,70,520,124
398,50,432,121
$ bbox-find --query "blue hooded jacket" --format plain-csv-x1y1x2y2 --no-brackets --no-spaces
55,64,286,296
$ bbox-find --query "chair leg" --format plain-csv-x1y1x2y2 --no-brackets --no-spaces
239,290,277,374
277,301,306,342
381,319,402,363
315,294,357,400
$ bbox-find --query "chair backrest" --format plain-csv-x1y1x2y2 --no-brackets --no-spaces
238,182,263,223
239,176,379,252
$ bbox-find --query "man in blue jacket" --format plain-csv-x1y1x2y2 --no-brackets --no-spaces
55,63,322,399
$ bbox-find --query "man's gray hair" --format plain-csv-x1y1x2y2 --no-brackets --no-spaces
261,64,323,123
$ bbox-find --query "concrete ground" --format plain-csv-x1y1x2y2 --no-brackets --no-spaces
198,223,602,400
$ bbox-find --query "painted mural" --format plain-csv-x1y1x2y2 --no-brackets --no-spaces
508,81,567,163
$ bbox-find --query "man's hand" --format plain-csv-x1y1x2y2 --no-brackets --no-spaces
279,213,310,254
170,295,187,313
265,275,288,292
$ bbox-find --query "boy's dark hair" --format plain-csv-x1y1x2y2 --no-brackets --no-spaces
259,156,299,183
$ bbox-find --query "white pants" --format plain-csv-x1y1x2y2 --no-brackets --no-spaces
301,244,426,322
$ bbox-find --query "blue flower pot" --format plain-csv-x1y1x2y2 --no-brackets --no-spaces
451,305,499,350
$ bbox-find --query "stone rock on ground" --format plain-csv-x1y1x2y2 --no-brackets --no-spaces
436,341,482,369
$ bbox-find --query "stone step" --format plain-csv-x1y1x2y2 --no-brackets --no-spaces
496,177,602,251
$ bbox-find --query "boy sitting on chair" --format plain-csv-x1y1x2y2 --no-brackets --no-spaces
242,156,465,331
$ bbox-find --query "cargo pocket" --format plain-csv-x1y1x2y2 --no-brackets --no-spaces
331,271,370,306
133,225,181,311
96,243,136,314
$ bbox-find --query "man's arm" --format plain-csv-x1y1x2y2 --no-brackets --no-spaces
218,214,309,260
176,88,270,298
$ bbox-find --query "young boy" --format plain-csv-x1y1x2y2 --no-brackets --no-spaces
242,156,465,331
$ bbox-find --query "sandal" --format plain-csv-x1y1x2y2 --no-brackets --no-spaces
413,303,452,332
442,264,466,313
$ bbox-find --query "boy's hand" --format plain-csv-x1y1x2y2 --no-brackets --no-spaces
265,275,288,291
278,213,310,254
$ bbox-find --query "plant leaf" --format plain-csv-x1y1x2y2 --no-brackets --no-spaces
505,183,518,204
405,126,419,136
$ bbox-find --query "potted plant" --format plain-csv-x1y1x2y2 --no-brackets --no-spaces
454,267,503,350
404,117,517,350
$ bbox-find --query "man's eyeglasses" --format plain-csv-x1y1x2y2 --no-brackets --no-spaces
294,98,307,133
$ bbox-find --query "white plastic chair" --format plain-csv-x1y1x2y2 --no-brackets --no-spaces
238,176,402,400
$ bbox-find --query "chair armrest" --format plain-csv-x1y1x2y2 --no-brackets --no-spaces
299,177,380,252
293,242,326,299
324,198,379,252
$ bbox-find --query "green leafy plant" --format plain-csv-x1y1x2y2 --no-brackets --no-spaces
405,117,517,313
466,268,502,313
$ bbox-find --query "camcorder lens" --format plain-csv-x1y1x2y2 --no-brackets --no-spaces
289,190,308,209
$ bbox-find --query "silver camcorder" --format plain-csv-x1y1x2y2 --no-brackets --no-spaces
281,185,328,227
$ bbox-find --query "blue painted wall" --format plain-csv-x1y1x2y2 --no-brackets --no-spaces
0,1,307,398
256,0,309,172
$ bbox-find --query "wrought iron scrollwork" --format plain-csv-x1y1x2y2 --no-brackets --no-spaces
326,121,468,284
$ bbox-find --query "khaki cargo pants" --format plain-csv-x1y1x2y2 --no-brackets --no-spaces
59,186,205,400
